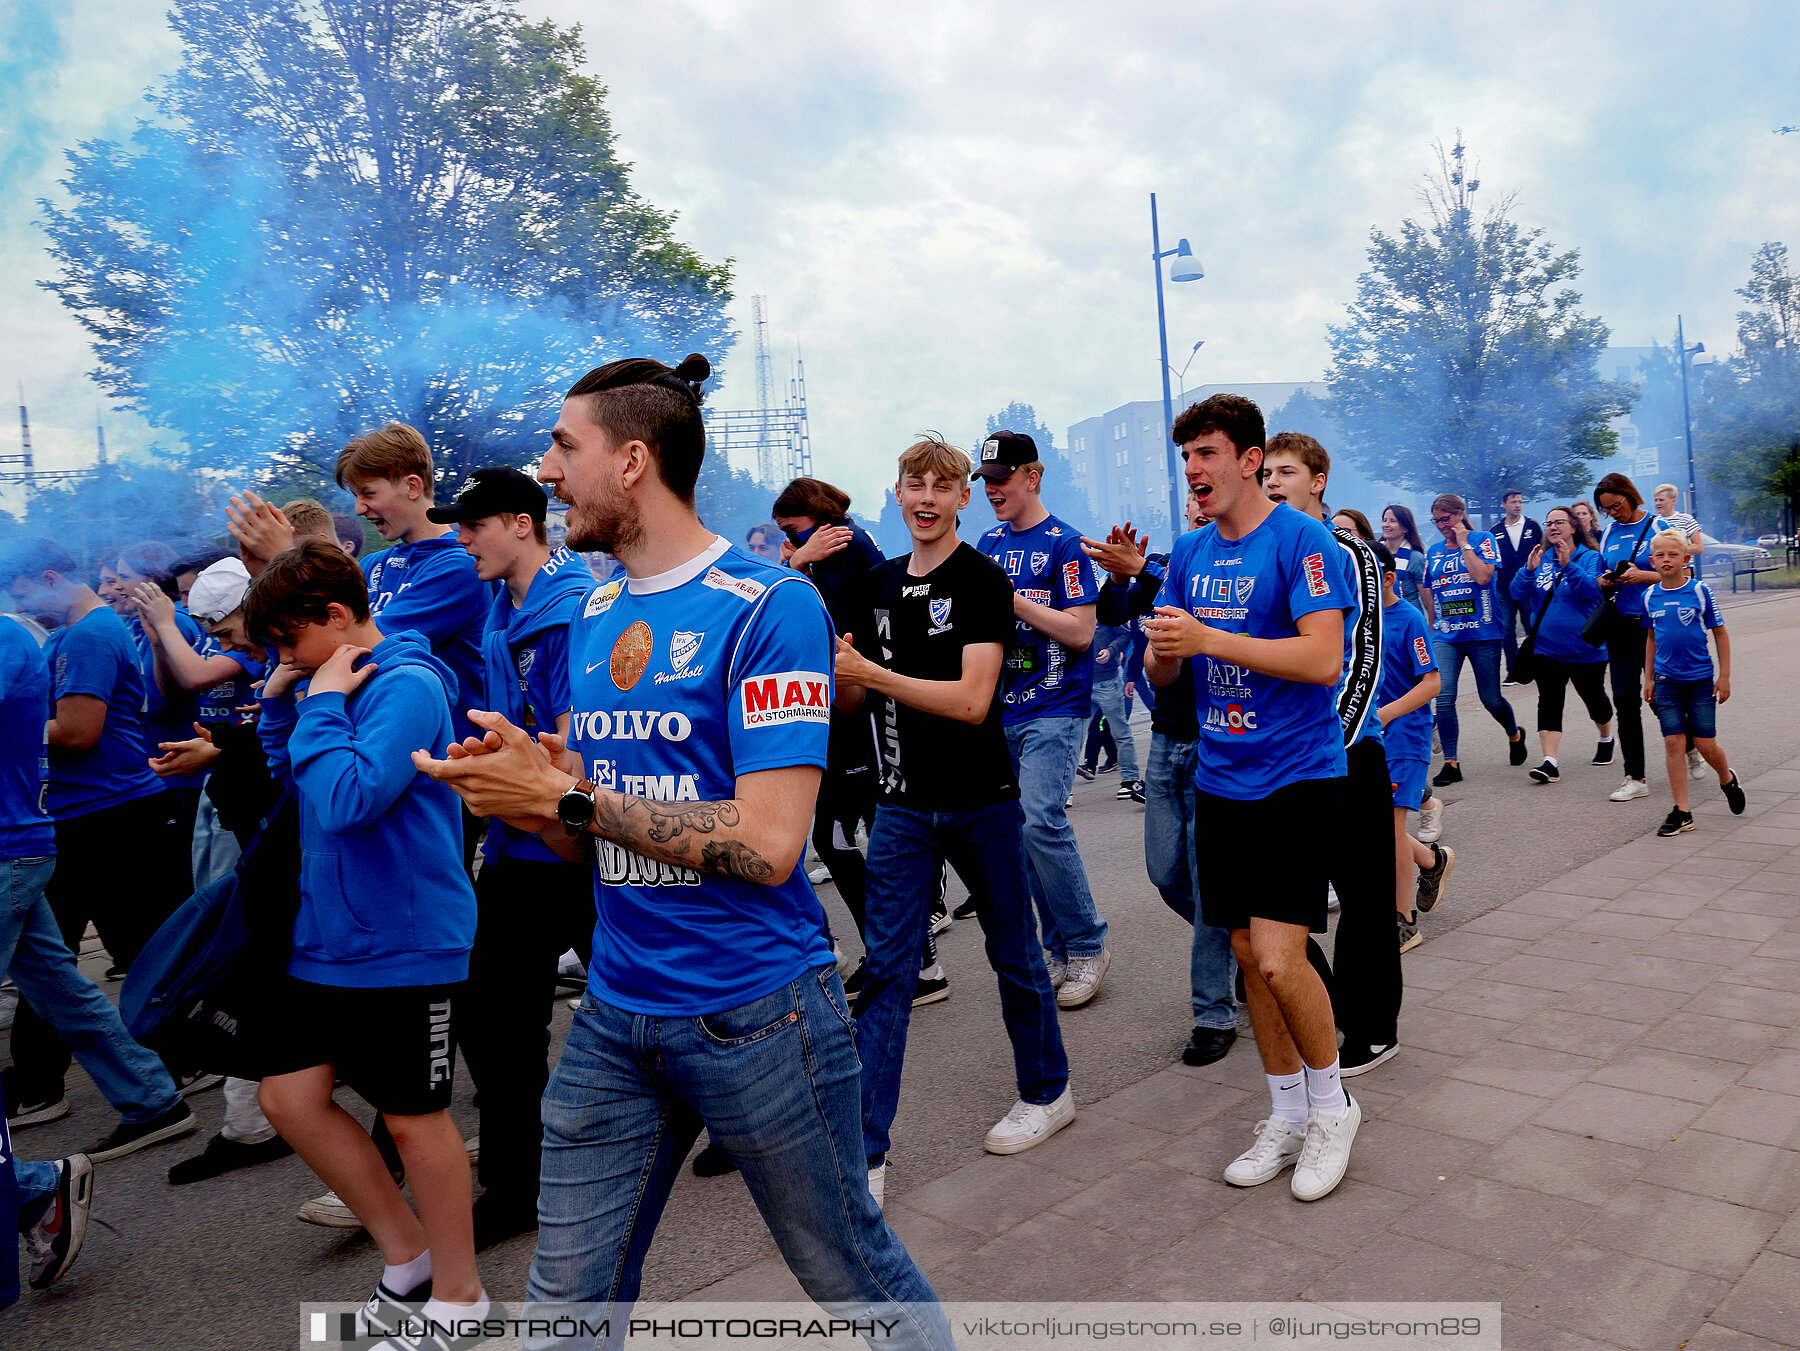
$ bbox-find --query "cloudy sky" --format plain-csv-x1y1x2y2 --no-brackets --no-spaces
4,0,1798,511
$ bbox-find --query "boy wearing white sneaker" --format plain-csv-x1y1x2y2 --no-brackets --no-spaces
1145,394,1361,1202
836,436,1073,1197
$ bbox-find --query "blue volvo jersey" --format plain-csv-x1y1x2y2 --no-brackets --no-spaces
1158,504,1353,800
978,514,1098,724
565,539,836,1016
1426,530,1505,643
1379,597,1438,765
1598,514,1662,619
1643,578,1724,682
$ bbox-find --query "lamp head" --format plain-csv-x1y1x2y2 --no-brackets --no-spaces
1169,239,1204,283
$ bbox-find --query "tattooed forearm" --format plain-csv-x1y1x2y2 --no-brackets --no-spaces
701,839,776,882
638,799,741,844
587,791,775,882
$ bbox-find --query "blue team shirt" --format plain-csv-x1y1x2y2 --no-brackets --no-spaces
128,609,209,788
42,606,162,819
1425,531,1505,643
0,617,56,859
1158,503,1354,800
1508,547,1606,664
978,514,1099,724
1643,578,1724,682
361,532,492,741
196,642,260,725
1598,515,1662,618
566,540,836,1016
1379,597,1438,765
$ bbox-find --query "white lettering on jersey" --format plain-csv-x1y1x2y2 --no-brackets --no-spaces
596,838,700,887
569,709,694,742
740,670,831,729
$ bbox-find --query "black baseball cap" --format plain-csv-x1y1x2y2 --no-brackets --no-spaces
426,466,549,524
972,430,1040,481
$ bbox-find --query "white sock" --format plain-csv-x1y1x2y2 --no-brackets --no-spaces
1305,1061,1349,1114
383,1249,431,1295
1598,735,1614,743
417,1293,489,1337
1267,1071,1307,1128
1544,756,1558,767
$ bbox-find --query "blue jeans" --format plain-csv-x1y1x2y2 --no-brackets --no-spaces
1433,639,1517,761
1004,716,1108,961
1087,674,1141,782
858,801,1068,1165
1496,582,1524,674
1142,735,1237,1030
524,968,951,1351
0,856,180,1124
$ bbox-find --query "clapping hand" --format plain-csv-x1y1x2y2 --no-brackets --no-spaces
226,491,297,569
150,722,221,777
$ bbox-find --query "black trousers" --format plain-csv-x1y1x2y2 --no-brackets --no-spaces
456,853,595,1211
1534,658,1614,734
1605,623,1649,780
1327,739,1402,1047
10,791,189,1101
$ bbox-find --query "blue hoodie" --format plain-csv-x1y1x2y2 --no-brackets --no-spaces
258,629,476,988
361,533,492,744
1508,545,1605,664
480,547,593,864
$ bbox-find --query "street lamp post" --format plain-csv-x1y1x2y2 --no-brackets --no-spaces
1172,340,1205,403
1676,315,1704,520
1151,193,1203,534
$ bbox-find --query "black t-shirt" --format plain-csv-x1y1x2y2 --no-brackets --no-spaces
853,543,1018,809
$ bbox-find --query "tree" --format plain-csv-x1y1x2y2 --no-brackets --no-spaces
39,0,733,487
977,401,1090,533
1324,138,1636,511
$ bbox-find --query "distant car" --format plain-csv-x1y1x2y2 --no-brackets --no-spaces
1756,533,1788,549
1696,534,1773,578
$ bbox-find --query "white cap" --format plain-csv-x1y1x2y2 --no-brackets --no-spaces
187,556,252,625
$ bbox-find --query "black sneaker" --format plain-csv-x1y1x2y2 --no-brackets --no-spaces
5,1094,70,1130
1339,1042,1399,1077
1722,772,1747,816
1658,807,1696,837
1592,739,1616,766
24,1155,92,1290
83,1099,196,1163
912,973,950,1006
1115,779,1140,801
1181,1026,1236,1067
1415,843,1455,914
353,1273,433,1342
175,1070,223,1096
1432,763,1463,787
1127,780,1146,803
1528,759,1559,784
1097,757,1118,775
929,893,951,935
1508,732,1528,766
1397,911,1421,954
167,1131,294,1185
691,1140,739,1178
1075,764,1096,781
952,896,981,921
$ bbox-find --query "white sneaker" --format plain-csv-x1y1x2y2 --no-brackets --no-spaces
808,864,832,885
1223,1116,1307,1186
1416,798,1444,844
1609,777,1650,802
296,1189,362,1228
1291,1095,1362,1201
464,1135,480,1164
1056,951,1111,1008
1688,748,1708,781
1326,885,1341,913
984,1086,1076,1155
868,1162,886,1208
1044,953,1068,989
556,948,585,978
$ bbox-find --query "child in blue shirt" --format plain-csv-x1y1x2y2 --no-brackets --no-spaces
1642,531,1744,835
1373,546,1444,955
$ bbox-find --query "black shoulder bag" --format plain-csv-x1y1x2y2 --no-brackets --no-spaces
1581,516,1656,648
1511,562,1563,685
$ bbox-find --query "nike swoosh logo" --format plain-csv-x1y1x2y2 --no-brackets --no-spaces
586,660,607,674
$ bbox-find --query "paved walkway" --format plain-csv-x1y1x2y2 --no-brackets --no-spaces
693,759,1800,1350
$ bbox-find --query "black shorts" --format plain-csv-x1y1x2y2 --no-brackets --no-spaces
260,979,462,1116
1195,777,1343,933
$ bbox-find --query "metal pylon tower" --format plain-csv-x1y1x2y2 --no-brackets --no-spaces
0,387,103,500
751,295,781,486
786,348,812,479
702,299,813,490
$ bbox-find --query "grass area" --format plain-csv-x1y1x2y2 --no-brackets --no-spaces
1713,564,1800,592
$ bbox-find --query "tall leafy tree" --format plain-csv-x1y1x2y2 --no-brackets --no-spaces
39,0,733,486
1324,138,1635,512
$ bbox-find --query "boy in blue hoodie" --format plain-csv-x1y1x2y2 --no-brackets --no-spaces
427,465,594,1248
246,540,487,1346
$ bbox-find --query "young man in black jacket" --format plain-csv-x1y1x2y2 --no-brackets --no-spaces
1492,490,1543,683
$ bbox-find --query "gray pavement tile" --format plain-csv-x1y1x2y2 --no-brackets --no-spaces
1521,931,1647,966
1667,856,1769,881
1426,977,1560,1023
1472,1125,1653,1205
1337,1044,1463,1096
1701,840,1795,864
1638,1012,1788,1065
1690,1086,1800,1149
1755,853,1800,875
1218,1176,1417,1256
901,1155,1084,1237
1506,1241,1729,1349
1583,1179,1782,1279
1503,1008,1649,1058
1532,1081,1704,1147
1640,932,1767,967
1002,1109,1171,1184
919,1269,1013,1303
958,1209,1156,1301
1121,1222,1339,1301
1383,1078,1551,1142
879,1205,988,1276
1148,1113,1274,1181
1576,854,1670,881
1332,1119,1486,1197
1602,888,1717,919
1415,929,1533,965
1680,1323,1800,1351
1686,983,1800,1027
1714,889,1800,916
1083,1068,1253,1133
1638,871,1740,901
1048,1159,1241,1245
1564,910,1680,941
1593,953,1723,992
1398,951,1491,990
1678,910,1792,941
1388,1174,1593,1268
1585,1046,1749,1104
1710,1251,1800,1347
1300,1231,1524,1302
1484,954,1611,992
1639,1131,1800,1210
689,1255,807,1302
1462,909,1570,941
1507,890,1622,917
1735,825,1800,847
1739,1049,1800,1097
1539,872,1641,900
1756,932,1800,959
1493,1314,1635,1351
1723,958,1800,993
1771,1206,1800,1258
1444,1040,1604,1098
1394,1006,1515,1056
1551,979,1691,1022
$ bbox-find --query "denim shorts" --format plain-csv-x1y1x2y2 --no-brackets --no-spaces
1389,757,1431,812
1652,676,1717,739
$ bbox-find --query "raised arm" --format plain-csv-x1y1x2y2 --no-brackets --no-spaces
835,634,1000,725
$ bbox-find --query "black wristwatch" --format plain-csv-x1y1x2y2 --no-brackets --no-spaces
557,778,597,837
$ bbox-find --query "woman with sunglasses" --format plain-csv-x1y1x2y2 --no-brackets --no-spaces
1593,473,1662,802
1380,505,1432,622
